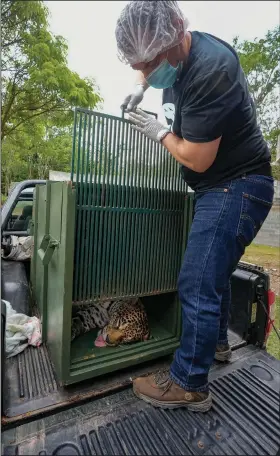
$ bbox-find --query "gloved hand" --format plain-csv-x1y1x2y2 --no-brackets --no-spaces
121,84,145,112
128,108,170,143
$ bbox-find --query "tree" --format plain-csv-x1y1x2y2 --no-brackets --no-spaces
233,27,280,171
1,0,102,193
1,0,102,140
1,120,73,193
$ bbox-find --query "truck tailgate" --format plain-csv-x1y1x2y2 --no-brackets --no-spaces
2,346,279,455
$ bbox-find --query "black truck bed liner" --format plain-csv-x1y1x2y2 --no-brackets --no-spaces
2,329,245,422
2,347,279,455
2,259,248,425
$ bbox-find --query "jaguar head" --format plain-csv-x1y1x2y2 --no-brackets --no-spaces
94,323,130,347
102,323,129,346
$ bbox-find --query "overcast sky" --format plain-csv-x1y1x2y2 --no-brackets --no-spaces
45,1,279,122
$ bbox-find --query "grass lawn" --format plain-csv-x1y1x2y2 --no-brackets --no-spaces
242,243,279,270
242,243,280,360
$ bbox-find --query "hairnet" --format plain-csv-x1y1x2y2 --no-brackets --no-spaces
115,1,189,65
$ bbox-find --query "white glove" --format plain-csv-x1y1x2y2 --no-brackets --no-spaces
128,108,170,143
121,84,145,112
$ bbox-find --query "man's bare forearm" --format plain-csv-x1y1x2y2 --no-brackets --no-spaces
162,132,220,173
162,133,195,170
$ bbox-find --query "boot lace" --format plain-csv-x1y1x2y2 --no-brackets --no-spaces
154,370,173,396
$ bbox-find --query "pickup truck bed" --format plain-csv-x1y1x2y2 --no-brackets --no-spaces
1,260,244,423
2,329,245,420
1,254,280,455
2,346,279,455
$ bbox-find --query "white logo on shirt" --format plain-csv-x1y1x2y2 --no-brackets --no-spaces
163,103,175,122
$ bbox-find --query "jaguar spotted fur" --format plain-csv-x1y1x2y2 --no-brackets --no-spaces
71,300,111,341
71,298,150,347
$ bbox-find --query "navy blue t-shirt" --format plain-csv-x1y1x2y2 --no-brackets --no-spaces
162,32,271,191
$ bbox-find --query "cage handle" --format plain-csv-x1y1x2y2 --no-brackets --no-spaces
38,234,59,266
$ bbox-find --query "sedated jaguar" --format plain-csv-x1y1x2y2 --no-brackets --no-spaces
71,298,150,347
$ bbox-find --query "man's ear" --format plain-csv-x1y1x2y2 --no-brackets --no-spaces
172,17,184,34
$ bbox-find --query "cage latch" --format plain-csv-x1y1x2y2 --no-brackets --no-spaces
38,235,59,266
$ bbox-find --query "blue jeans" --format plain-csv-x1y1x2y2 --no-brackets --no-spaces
170,175,274,392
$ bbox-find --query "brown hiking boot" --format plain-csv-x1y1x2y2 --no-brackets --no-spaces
214,343,232,362
133,371,212,412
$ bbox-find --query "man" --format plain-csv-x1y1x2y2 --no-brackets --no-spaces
115,1,274,412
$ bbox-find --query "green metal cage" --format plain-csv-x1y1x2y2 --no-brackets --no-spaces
31,108,194,385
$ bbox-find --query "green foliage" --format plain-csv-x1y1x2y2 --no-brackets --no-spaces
272,164,280,180
233,27,280,166
1,0,102,139
1,0,102,193
1,122,74,193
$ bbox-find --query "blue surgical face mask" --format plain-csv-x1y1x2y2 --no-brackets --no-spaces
146,59,179,89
